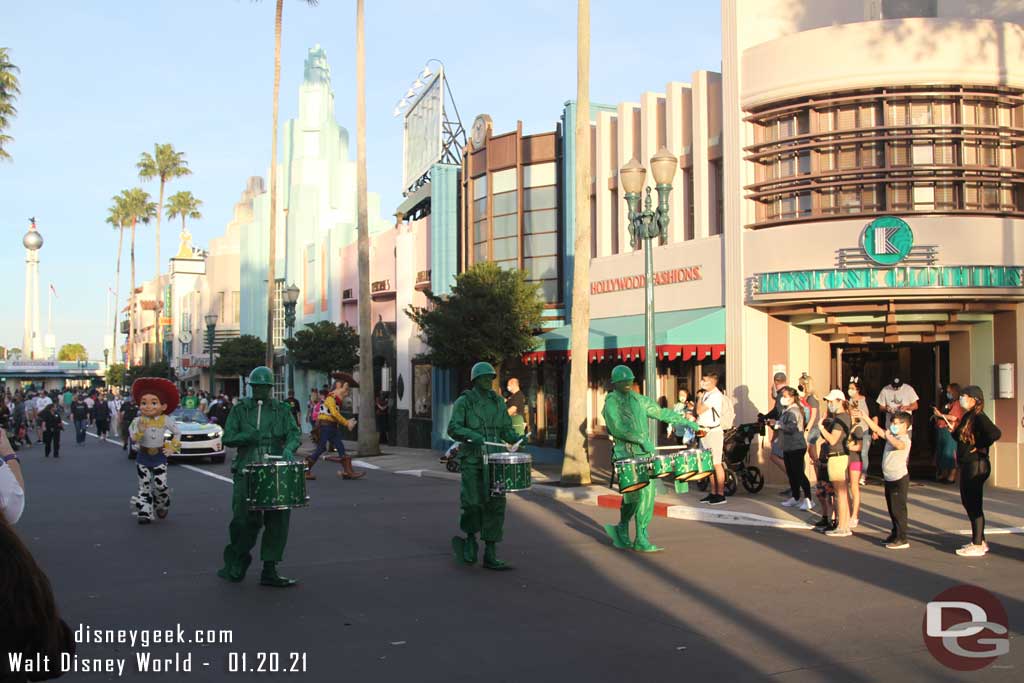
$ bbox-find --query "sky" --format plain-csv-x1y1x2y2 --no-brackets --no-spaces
0,0,722,360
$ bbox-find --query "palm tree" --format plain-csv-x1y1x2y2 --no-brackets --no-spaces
562,0,593,484
256,0,319,367
0,47,21,161
137,143,191,360
106,196,130,364
118,188,157,367
355,0,378,455
165,191,203,236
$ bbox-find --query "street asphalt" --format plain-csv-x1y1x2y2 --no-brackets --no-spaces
10,429,1023,682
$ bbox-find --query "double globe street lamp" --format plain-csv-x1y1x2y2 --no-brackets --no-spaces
619,147,678,436
282,283,301,396
205,313,218,392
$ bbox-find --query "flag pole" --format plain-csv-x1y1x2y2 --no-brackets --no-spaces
47,283,53,358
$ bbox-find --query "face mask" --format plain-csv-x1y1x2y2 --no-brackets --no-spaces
959,396,970,410
946,391,953,400
780,397,792,407
889,424,901,435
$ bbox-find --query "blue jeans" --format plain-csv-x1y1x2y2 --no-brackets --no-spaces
74,419,87,443
308,423,345,466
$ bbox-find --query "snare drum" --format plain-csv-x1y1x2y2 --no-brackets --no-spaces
245,460,310,511
614,457,651,493
648,453,676,479
486,452,532,496
672,448,705,482
687,449,715,481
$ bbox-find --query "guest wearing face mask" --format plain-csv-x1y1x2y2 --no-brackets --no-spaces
876,376,919,430
932,383,964,485
770,387,813,511
817,390,853,538
952,386,1001,557
846,377,874,486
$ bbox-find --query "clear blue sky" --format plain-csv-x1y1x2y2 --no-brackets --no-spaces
0,0,722,360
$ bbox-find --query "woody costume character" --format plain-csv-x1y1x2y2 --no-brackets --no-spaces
217,366,302,587
128,378,181,525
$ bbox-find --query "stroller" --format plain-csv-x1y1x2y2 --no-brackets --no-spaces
696,422,765,496
440,442,461,472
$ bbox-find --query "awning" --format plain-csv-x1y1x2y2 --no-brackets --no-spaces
523,307,725,364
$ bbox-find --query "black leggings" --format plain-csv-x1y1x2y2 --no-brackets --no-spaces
783,448,811,500
959,457,991,545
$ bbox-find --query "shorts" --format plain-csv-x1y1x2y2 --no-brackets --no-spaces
700,428,724,466
848,459,863,472
807,426,821,445
827,455,849,481
815,461,833,496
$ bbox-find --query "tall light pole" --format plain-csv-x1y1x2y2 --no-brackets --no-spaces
22,218,43,360
205,313,218,393
282,283,300,396
619,148,677,438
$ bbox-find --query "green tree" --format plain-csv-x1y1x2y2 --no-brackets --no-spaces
8,347,22,358
107,194,130,358
284,321,359,379
405,262,545,376
57,343,88,361
138,143,192,360
117,188,158,367
254,0,320,367
0,345,6,359
165,190,202,236
106,363,126,388
214,335,268,378
0,48,20,161
126,361,175,385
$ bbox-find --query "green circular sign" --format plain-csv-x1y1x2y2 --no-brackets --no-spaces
861,216,914,266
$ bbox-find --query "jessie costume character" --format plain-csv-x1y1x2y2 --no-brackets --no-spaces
128,378,181,525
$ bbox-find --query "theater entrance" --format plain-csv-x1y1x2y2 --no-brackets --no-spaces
833,342,949,477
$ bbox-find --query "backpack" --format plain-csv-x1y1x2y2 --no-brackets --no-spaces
712,391,735,429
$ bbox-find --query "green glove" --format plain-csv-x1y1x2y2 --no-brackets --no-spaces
641,438,655,454
282,449,296,462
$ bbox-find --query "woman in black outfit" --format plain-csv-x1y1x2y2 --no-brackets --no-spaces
38,404,62,459
952,385,1001,557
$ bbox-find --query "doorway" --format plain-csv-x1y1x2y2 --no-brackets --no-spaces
835,342,949,477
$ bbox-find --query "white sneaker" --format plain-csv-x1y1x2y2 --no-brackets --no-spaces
825,528,852,537
781,497,799,507
849,517,859,529
955,543,989,557
799,498,815,511
859,475,867,486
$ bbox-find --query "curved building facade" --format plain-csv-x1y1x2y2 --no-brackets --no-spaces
724,1,1024,485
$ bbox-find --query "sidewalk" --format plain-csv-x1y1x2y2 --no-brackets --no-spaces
295,439,1024,535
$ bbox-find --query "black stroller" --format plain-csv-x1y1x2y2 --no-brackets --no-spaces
696,422,765,496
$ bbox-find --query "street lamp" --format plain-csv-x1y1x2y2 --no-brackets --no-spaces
205,313,218,393
619,147,677,438
282,283,300,396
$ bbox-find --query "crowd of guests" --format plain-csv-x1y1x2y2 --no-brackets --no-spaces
760,371,1000,557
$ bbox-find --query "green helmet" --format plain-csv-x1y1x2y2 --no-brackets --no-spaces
470,361,497,382
610,365,635,384
248,366,275,386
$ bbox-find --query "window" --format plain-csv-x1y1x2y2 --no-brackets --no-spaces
232,291,240,323
880,0,937,19
273,279,285,349
218,291,225,322
524,209,556,233
412,363,432,418
523,186,557,211
273,366,285,401
965,183,1015,211
493,190,517,215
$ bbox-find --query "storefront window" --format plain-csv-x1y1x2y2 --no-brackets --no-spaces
413,363,432,419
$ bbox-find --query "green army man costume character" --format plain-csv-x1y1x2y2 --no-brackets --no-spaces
217,366,302,587
447,361,522,570
602,364,699,552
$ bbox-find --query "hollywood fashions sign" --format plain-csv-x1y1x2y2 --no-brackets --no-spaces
591,266,703,295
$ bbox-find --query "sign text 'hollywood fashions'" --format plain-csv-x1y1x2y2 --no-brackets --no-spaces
591,266,703,295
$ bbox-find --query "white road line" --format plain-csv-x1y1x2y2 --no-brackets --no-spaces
956,527,1024,535
68,420,233,484
351,459,382,470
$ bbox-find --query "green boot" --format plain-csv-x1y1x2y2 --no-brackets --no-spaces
482,541,511,570
603,523,632,550
259,562,297,587
216,566,245,583
632,526,663,553
463,535,479,565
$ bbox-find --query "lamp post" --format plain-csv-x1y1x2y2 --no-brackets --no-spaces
205,313,218,393
619,147,677,437
282,283,300,396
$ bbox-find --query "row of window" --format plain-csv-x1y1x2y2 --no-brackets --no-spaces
758,97,1017,145
759,181,1020,221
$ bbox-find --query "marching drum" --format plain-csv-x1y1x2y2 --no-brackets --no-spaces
245,460,310,511
648,453,676,479
486,452,532,496
614,457,651,493
673,448,714,482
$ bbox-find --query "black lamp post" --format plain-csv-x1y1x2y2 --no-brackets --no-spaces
205,313,218,393
282,283,300,396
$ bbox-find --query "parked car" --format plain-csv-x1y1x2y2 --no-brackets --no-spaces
129,408,225,464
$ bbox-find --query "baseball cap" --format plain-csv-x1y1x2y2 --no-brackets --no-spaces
961,385,984,402
823,389,847,402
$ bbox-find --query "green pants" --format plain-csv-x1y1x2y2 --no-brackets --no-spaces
459,456,506,543
619,461,656,532
222,471,290,574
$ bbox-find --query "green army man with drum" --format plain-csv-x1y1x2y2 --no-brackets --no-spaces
447,361,523,570
603,364,699,552
217,366,302,587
